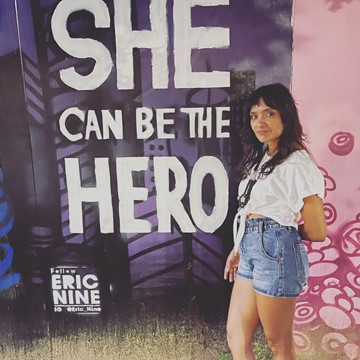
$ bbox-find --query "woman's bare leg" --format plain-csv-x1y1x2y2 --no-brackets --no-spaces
226,278,260,360
256,293,297,360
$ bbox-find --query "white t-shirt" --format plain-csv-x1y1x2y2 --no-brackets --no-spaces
233,150,324,252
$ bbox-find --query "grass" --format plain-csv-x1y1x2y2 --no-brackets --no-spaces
0,285,275,360
1,284,354,359
1,312,227,359
0,316,272,360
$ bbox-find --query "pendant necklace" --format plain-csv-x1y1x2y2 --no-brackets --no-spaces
238,153,268,209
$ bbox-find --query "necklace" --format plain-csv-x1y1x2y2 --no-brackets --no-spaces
238,153,268,209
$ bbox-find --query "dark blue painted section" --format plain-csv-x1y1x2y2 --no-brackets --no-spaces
0,168,20,291
0,243,21,291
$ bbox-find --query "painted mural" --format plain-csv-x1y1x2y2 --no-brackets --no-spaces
291,0,360,359
0,0,359,359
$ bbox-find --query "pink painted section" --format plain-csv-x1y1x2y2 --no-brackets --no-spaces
292,0,360,358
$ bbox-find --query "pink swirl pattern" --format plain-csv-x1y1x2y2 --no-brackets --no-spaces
294,301,318,326
321,332,348,354
294,211,360,359
323,202,337,225
293,331,311,351
326,0,358,12
338,213,360,259
328,131,355,156
319,167,336,198
295,166,360,358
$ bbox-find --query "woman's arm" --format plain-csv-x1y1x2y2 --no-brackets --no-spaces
298,194,327,241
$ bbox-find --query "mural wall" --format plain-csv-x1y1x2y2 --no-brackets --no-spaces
0,0,359,359
292,0,360,358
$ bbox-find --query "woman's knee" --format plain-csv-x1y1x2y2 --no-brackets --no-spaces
226,318,237,348
265,333,294,357
226,318,252,350
266,336,281,355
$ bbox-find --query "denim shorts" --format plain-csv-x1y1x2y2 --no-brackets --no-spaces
236,217,309,298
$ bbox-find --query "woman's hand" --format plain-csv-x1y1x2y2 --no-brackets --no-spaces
224,248,240,283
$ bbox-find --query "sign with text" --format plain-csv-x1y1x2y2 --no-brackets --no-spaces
50,266,101,314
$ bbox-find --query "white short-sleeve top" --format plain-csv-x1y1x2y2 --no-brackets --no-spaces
233,150,324,253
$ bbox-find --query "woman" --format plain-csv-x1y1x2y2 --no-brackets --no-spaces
224,83,327,360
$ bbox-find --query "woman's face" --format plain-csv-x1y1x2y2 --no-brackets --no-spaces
249,97,284,151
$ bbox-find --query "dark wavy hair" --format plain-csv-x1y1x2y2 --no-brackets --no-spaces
239,83,308,180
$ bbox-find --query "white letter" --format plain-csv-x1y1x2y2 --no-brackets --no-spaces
174,0,230,88
75,290,89,304
85,110,102,140
90,290,101,305
51,0,112,90
52,274,62,290
114,0,169,89
180,107,199,138
59,107,84,142
62,275,75,289
102,110,124,140
53,290,67,305
156,108,175,139
180,107,211,138
216,106,230,138
83,274,99,290
154,157,195,232
116,157,151,233
198,107,212,138
189,156,228,232
136,107,154,139
65,158,113,233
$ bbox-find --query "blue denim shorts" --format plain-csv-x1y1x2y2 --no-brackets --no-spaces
236,217,309,298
